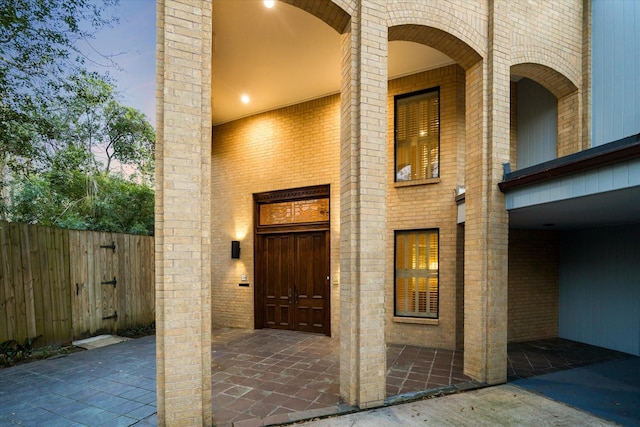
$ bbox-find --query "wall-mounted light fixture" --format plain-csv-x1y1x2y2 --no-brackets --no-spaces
231,240,241,259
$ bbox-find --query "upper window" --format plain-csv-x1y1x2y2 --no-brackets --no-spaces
395,89,440,182
395,229,439,318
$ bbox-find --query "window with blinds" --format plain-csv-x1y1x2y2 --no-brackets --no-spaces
395,88,440,182
395,229,439,318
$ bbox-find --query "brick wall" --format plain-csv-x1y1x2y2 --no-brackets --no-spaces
157,0,589,418
207,0,585,391
385,64,466,350
455,224,465,349
508,229,559,342
211,95,341,334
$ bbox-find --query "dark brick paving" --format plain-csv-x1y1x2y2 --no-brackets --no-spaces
386,344,472,397
210,328,346,426
507,337,633,381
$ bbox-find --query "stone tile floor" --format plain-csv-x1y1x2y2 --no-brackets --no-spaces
210,330,477,426
386,344,471,397
210,329,344,426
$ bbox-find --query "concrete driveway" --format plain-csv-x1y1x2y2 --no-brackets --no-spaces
297,383,621,427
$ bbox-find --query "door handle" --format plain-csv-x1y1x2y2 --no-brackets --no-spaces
294,286,298,303
288,288,292,304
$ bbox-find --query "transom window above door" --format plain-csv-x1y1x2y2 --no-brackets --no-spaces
394,88,440,182
259,198,329,226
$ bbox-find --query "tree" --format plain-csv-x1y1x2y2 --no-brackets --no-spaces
0,0,118,116
8,150,154,235
4,74,156,233
103,101,155,178
48,71,155,181
0,0,118,203
0,0,155,234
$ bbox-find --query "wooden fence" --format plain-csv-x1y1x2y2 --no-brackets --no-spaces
0,221,154,347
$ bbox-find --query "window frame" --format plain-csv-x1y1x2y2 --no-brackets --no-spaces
393,87,441,183
394,229,440,319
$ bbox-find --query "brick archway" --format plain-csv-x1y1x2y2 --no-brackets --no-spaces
281,0,353,34
389,24,482,71
511,62,578,99
511,62,583,157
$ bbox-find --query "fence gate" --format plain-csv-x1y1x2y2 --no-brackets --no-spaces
99,238,119,323
1,221,154,346
70,231,120,338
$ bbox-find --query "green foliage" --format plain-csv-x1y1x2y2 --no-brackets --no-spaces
8,167,154,235
0,1,155,233
103,101,155,177
0,0,118,165
117,322,156,339
0,335,42,367
21,70,155,181
0,339,81,368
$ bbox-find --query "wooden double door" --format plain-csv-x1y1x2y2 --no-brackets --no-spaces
256,231,329,335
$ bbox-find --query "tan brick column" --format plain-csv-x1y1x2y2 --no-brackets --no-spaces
156,1,212,425
463,0,509,385
339,0,388,408
558,91,583,157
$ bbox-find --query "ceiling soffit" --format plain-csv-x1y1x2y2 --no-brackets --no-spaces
212,1,454,126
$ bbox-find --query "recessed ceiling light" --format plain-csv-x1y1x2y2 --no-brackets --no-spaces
264,0,275,9
241,94,250,104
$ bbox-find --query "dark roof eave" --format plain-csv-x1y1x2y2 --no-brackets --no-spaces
498,133,640,192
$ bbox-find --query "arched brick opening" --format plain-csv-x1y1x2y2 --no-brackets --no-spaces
282,0,352,34
209,0,352,336
511,62,577,100
385,22,484,214
389,25,482,71
511,62,582,160
387,21,510,385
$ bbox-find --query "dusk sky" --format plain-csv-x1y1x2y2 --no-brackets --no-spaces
79,0,156,126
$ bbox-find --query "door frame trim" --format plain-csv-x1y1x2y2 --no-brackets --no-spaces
253,185,331,335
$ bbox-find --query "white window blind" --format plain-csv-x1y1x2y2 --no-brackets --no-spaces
395,230,439,318
395,89,440,181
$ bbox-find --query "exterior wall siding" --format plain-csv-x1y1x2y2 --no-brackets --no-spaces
592,0,640,146
516,78,558,169
505,157,640,211
559,224,640,356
